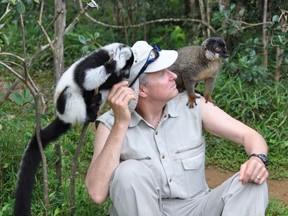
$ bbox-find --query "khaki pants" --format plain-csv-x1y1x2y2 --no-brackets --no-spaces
109,160,268,216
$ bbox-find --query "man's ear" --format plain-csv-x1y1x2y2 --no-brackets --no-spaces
139,85,148,97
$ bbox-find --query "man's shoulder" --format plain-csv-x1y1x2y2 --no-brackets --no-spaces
168,91,202,114
97,109,115,128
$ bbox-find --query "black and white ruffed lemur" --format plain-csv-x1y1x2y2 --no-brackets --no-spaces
169,37,229,108
13,42,134,216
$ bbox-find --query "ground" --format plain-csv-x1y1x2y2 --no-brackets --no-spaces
206,165,288,205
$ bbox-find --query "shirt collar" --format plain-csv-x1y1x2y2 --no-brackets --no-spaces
129,96,180,128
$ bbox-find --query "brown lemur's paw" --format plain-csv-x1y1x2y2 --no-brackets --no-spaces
205,95,216,106
187,94,199,108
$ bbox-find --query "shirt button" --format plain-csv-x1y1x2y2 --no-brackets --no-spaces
164,114,167,118
155,131,158,135
169,178,172,182
161,155,165,159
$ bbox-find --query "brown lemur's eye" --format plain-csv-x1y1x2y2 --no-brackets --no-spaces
215,47,221,52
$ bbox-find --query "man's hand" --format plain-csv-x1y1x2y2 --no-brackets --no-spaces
108,81,136,123
239,157,269,184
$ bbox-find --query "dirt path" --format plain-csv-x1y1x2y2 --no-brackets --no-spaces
206,166,288,205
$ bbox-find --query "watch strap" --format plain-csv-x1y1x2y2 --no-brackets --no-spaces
249,153,269,166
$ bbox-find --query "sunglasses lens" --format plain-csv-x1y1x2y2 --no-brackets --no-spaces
149,50,159,61
147,45,160,63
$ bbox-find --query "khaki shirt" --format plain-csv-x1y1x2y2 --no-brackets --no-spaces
97,92,208,199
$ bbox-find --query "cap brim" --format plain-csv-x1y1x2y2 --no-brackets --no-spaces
145,50,178,73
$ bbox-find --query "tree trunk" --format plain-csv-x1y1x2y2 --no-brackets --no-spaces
198,0,206,36
262,0,268,69
219,0,230,38
184,0,197,16
274,10,287,82
53,0,66,202
206,0,211,37
54,0,66,82
275,47,283,82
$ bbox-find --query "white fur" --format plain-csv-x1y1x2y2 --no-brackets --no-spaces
57,87,87,125
205,50,221,61
54,62,88,124
83,66,108,90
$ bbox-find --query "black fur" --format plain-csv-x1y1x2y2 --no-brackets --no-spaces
56,86,68,114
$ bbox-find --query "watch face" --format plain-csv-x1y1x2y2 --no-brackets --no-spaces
258,154,269,165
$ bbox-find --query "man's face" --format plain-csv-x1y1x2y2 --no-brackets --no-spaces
144,69,178,103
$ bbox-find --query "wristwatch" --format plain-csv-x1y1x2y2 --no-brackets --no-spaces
249,154,269,166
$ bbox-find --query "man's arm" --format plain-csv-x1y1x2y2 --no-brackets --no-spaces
85,81,136,204
201,97,269,184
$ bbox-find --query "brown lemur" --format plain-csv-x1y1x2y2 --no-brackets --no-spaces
169,37,229,108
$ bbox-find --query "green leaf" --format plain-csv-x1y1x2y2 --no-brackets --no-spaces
78,35,87,45
33,0,39,3
94,32,100,39
23,88,32,102
10,92,23,106
16,0,25,14
54,208,61,216
2,33,10,46
272,15,279,22
1,0,11,4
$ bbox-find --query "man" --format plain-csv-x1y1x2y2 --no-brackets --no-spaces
85,41,269,216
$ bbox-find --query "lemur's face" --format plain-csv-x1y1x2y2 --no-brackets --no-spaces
207,38,229,59
106,43,134,79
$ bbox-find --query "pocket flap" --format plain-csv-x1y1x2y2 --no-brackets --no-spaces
181,152,204,170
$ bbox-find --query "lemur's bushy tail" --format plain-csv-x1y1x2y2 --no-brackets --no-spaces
14,117,71,216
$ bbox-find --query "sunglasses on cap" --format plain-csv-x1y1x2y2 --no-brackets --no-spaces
129,44,160,87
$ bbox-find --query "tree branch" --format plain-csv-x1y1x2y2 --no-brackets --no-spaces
0,52,25,62
0,61,25,81
0,3,11,22
227,19,273,31
19,14,29,80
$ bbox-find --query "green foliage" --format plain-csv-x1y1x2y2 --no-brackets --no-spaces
225,38,268,83
9,87,33,106
77,32,102,54
0,24,9,51
169,26,186,46
266,198,288,216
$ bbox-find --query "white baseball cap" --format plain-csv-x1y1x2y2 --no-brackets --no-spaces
127,41,178,111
